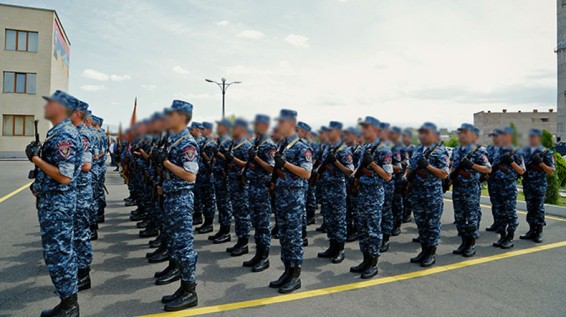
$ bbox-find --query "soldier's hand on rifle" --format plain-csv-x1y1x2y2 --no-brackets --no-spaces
155,149,168,165
212,148,219,157
224,152,234,163
361,152,374,167
25,141,41,162
531,153,543,165
461,157,474,169
501,152,514,165
325,152,337,164
417,157,429,168
400,176,409,188
248,147,257,159
274,153,286,168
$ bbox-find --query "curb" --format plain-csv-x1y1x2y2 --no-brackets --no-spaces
443,192,566,219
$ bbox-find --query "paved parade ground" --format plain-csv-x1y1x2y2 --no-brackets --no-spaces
1,160,565,317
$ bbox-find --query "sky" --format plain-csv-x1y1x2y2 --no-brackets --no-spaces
5,0,558,131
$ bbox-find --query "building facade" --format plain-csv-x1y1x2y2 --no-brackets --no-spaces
474,109,557,145
0,4,70,157
557,0,566,142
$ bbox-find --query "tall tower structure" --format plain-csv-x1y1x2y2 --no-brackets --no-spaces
557,0,566,141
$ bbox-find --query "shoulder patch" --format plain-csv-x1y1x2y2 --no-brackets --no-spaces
184,146,197,161
57,140,73,159
305,149,312,161
345,153,353,164
81,137,90,151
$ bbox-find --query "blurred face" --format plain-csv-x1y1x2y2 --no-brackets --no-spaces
190,127,201,137
233,125,246,139
418,129,435,145
271,126,282,142
167,111,185,129
402,134,411,145
343,132,353,144
390,131,400,143
255,122,269,135
44,100,65,121
319,131,328,143
529,135,541,147
491,135,500,145
500,133,513,146
217,124,228,135
379,129,389,140
203,127,212,136
276,119,294,136
297,128,307,139
458,129,471,145
328,129,340,142
362,124,378,141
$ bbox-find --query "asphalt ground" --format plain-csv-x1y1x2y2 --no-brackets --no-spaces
0,160,565,317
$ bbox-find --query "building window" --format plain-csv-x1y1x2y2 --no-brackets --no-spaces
2,115,34,136
3,72,36,94
5,29,38,52
541,118,549,123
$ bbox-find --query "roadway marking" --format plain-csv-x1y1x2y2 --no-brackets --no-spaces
0,181,32,204
137,241,566,317
444,198,566,222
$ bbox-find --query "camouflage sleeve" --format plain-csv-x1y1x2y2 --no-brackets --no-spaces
545,149,556,171
474,147,491,168
339,147,354,171
514,152,526,171
180,139,199,174
264,142,276,167
432,148,450,174
408,146,420,170
56,132,80,178
81,134,93,164
298,144,313,172
379,148,394,174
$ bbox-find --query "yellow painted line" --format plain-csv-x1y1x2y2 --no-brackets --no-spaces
137,241,566,317
443,198,566,223
0,181,32,204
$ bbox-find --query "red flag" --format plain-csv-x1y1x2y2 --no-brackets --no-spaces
130,97,137,127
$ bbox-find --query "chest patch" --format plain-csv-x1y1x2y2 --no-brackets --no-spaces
57,140,72,159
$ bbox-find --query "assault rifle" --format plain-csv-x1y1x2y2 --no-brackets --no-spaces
348,140,382,195
266,140,288,197
442,145,481,193
309,142,344,186
239,138,261,190
403,141,442,194
28,120,41,179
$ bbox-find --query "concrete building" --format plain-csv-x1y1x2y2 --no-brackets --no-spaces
0,4,70,157
474,109,557,145
557,0,566,142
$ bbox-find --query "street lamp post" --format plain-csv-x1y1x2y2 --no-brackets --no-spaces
205,78,242,119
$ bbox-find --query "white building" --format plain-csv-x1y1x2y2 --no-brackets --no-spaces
0,4,70,157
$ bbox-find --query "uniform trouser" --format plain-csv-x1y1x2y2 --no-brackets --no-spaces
199,173,217,221
193,177,203,216
38,190,78,299
487,179,498,225
392,182,404,224
523,180,547,226
228,178,250,239
452,182,480,237
249,179,272,250
75,183,93,270
213,173,233,226
322,180,347,243
491,179,519,234
381,182,394,235
306,184,317,221
275,186,305,267
301,186,308,227
357,184,384,257
402,190,413,219
90,170,100,227
163,189,198,283
412,187,444,247
97,164,107,212
346,191,359,232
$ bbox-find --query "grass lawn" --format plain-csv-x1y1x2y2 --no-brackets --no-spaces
480,188,566,207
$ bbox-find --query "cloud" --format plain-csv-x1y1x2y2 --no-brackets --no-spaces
110,74,131,81
284,34,309,48
80,85,106,92
172,66,190,75
141,84,157,91
82,69,109,81
216,20,230,26
237,29,264,40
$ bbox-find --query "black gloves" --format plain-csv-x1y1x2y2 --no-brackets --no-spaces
460,157,474,169
274,153,287,168
155,149,168,165
248,147,257,159
224,152,234,163
325,152,337,164
501,152,515,165
417,157,429,169
531,153,543,165
212,147,219,157
25,141,41,162
361,152,374,167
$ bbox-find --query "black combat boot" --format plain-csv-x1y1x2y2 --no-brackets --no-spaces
392,220,401,236
410,243,427,264
163,282,198,311
486,223,497,232
130,211,146,222
77,267,91,292
332,242,345,264
493,232,507,248
499,231,515,249
403,213,412,223
125,199,137,207
532,225,544,243
271,224,279,240
452,235,467,255
155,260,177,278
302,226,309,247
207,226,223,241
193,212,203,226
229,237,249,256
139,226,159,238
361,256,379,279
147,245,169,263
136,219,149,229
315,221,327,233
412,236,421,243
380,234,390,253
346,229,359,242
40,293,79,317
317,240,336,258
462,236,476,257
213,225,231,244
243,247,262,267
350,252,370,273
97,211,105,224
252,248,270,273
149,235,162,248
420,245,436,267
197,217,213,234
519,223,535,240
90,229,98,241
269,262,290,288
155,263,180,285
307,217,315,225
278,266,301,294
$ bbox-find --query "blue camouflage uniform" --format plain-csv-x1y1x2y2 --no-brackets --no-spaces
521,145,555,226
246,134,276,250
379,139,395,237
32,113,83,299
402,141,416,219
88,124,101,228
357,135,392,257
486,142,499,226
320,138,353,244
491,146,525,235
391,141,409,226
197,134,217,223
408,142,449,247
227,135,252,239
193,131,206,218
346,142,363,234
451,144,491,237
213,134,233,227
275,134,313,267
162,126,199,284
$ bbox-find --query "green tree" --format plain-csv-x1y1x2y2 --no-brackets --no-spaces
445,135,459,148
509,123,519,146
